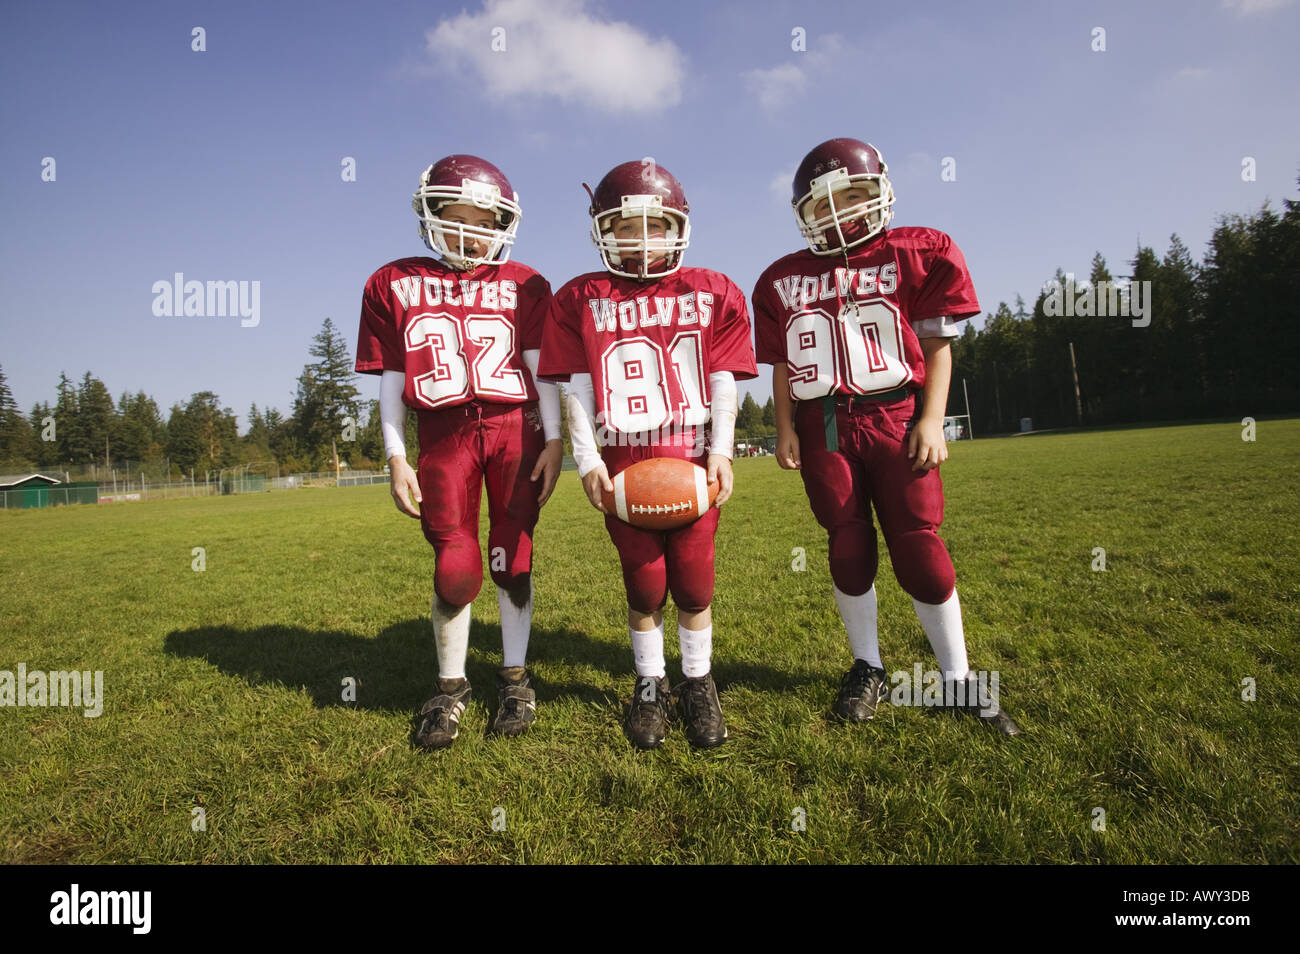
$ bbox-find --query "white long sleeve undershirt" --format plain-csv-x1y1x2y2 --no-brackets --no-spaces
523,349,561,442
565,373,603,477
380,370,408,461
707,370,737,459
911,315,960,338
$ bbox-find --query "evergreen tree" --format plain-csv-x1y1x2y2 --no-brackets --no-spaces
263,406,294,464
29,401,58,467
0,365,33,467
53,372,88,464
761,396,776,430
246,404,270,446
1157,234,1202,413
116,391,165,463
736,392,763,438
167,392,239,475
1081,252,1121,422
78,372,117,468
1200,213,1255,410
1029,270,1074,429
292,317,361,467
240,403,275,466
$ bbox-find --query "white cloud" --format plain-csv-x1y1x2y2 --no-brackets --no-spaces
744,34,845,112
768,167,797,200
744,64,807,111
426,0,685,113
1220,0,1295,13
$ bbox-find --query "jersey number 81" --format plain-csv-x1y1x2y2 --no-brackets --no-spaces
601,331,708,433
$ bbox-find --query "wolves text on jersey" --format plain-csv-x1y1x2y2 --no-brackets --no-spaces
770,263,898,311
587,291,714,333
390,275,519,311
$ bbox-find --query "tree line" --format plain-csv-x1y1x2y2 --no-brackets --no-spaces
0,318,388,479
947,186,1300,433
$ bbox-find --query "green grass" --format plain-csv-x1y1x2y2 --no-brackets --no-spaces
2,419,1297,864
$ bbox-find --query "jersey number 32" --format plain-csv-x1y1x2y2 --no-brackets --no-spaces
405,312,527,407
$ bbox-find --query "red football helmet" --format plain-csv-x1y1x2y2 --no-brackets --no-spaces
585,160,690,280
412,155,523,269
791,139,895,255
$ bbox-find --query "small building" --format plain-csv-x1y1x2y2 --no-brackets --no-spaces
0,473,99,509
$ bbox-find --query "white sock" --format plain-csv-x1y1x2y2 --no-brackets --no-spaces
834,584,882,669
498,579,533,669
432,597,472,681
912,589,970,682
630,623,666,678
678,624,713,678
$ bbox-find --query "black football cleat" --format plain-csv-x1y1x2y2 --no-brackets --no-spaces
492,667,537,737
675,672,728,749
624,675,674,749
935,675,1022,737
413,678,472,750
833,659,889,722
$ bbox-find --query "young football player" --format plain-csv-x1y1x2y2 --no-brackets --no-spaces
355,155,562,749
539,160,758,749
752,138,1020,735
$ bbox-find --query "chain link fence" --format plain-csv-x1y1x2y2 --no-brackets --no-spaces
2,470,391,509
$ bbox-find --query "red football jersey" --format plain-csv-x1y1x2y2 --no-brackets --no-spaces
355,256,551,409
539,267,758,434
753,227,979,400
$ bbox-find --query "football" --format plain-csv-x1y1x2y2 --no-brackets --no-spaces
602,458,719,530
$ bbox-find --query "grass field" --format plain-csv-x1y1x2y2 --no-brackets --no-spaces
2,419,1298,864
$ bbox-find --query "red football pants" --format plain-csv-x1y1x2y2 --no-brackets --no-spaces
601,432,718,614
795,395,955,604
416,401,544,607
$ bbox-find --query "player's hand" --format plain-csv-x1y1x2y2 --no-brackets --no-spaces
908,417,948,471
776,431,801,470
530,439,563,506
581,463,613,513
707,454,734,507
388,455,422,518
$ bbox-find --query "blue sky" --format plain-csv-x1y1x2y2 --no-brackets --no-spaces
2,0,1297,425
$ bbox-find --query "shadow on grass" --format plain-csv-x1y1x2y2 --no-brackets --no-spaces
163,617,825,714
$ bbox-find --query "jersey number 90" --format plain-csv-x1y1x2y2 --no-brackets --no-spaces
785,299,911,400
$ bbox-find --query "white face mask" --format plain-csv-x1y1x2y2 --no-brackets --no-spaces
795,167,894,255
591,195,690,280
413,177,523,269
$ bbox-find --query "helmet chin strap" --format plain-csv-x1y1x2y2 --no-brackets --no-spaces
827,190,863,314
